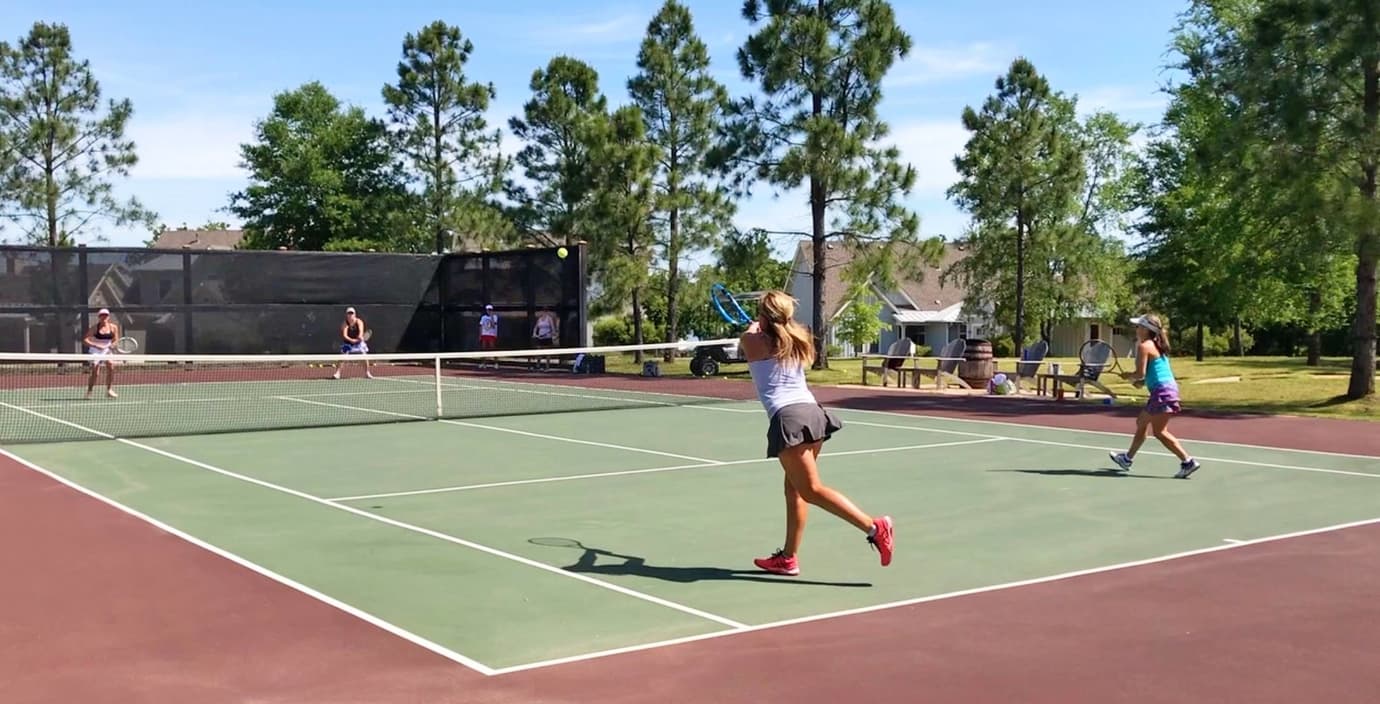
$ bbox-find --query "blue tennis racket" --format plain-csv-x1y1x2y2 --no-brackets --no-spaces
711,283,753,327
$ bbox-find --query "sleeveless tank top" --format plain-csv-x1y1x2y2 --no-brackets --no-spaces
747,355,817,418
1144,353,1177,391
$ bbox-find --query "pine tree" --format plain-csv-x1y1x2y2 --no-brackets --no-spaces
716,0,935,368
0,22,153,245
382,21,509,253
628,0,735,359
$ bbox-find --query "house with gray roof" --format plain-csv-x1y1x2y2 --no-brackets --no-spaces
784,240,1131,358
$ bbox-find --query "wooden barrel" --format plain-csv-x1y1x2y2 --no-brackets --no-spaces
958,338,995,387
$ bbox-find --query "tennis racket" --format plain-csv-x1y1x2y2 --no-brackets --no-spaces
114,336,138,354
361,330,372,342
710,283,753,327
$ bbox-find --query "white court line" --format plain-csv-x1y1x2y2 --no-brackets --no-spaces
0,444,497,676
489,515,1380,676
22,387,434,410
432,376,1379,460
1,401,747,632
845,419,1380,480
14,367,1375,459
327,438,1004,502
827,405,1380,461
277,396,722,465
1223,538,1244,544
378,374,760,413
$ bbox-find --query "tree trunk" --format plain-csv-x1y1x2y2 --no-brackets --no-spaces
810,85,829,370
1196,321,1205,362
1233,317,1244,356
433,96,444,252
1013,206,1027,352
1306,288,1322,367
810,188,827,369
45,147,59,247
1351,250,1378,397
1348,57,1378,398
632,286,645,364
663,205,680,363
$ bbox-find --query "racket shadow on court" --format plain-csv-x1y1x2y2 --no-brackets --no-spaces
528,538,871,587
987,468,1175,480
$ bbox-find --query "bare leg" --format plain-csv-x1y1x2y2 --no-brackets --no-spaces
86,363,98,398
782,471,809,556
1126,411,1151,458
778,441,874,533
104,361,116,396
1150,414,1191,461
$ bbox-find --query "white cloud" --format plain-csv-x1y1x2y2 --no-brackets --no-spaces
568,14,645,39
1076,85,1167,119
127,111,256,180
887,120,970,197
525,12,646,47
885,42,1009,87
731,186,813,235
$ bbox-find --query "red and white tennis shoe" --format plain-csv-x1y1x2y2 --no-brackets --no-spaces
753,549,800,576
868,515,894,566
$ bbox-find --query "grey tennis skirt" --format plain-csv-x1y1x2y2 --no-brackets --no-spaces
766,402,843,458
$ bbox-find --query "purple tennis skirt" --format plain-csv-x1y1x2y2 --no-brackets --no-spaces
1146,384,1182,415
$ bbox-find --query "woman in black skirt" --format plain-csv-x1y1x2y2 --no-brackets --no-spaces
741,290,894,576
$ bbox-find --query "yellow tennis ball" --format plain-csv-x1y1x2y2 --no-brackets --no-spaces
557,247,568,259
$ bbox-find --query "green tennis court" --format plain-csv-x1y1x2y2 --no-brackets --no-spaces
3,362,1378,675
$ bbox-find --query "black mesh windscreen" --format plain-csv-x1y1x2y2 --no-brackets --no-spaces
0,244,585,355
186,251,438,305
0,249,82,307
83,251,186,308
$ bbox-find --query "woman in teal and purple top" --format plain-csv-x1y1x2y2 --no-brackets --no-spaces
1109,313,1202,479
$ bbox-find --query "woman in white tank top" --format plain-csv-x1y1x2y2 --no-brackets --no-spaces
740,291,894,577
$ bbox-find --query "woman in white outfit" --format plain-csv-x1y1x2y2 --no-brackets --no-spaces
740,291,894,577
83,308,119,399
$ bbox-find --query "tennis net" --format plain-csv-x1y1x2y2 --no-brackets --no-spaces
0,338,744,444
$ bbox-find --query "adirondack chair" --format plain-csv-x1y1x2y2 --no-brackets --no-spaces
1040,339,1119,399
1013,338,1049,392
915,338,970,390
861,338,917,387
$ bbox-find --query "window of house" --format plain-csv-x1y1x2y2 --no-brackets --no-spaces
1090,323,1102,341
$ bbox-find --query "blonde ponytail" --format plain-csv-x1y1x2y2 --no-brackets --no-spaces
757,291,815,368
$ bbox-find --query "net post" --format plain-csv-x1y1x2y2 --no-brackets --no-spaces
434,355,443,418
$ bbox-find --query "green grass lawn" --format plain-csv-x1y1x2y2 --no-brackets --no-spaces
604,352,1379,421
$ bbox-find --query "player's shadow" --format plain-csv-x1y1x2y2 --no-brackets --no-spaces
989,468,1173,480
528,538,871,587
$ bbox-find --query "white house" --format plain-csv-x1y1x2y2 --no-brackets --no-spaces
784,240,1132,358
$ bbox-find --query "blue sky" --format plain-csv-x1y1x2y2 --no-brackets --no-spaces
1,0,1187,258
